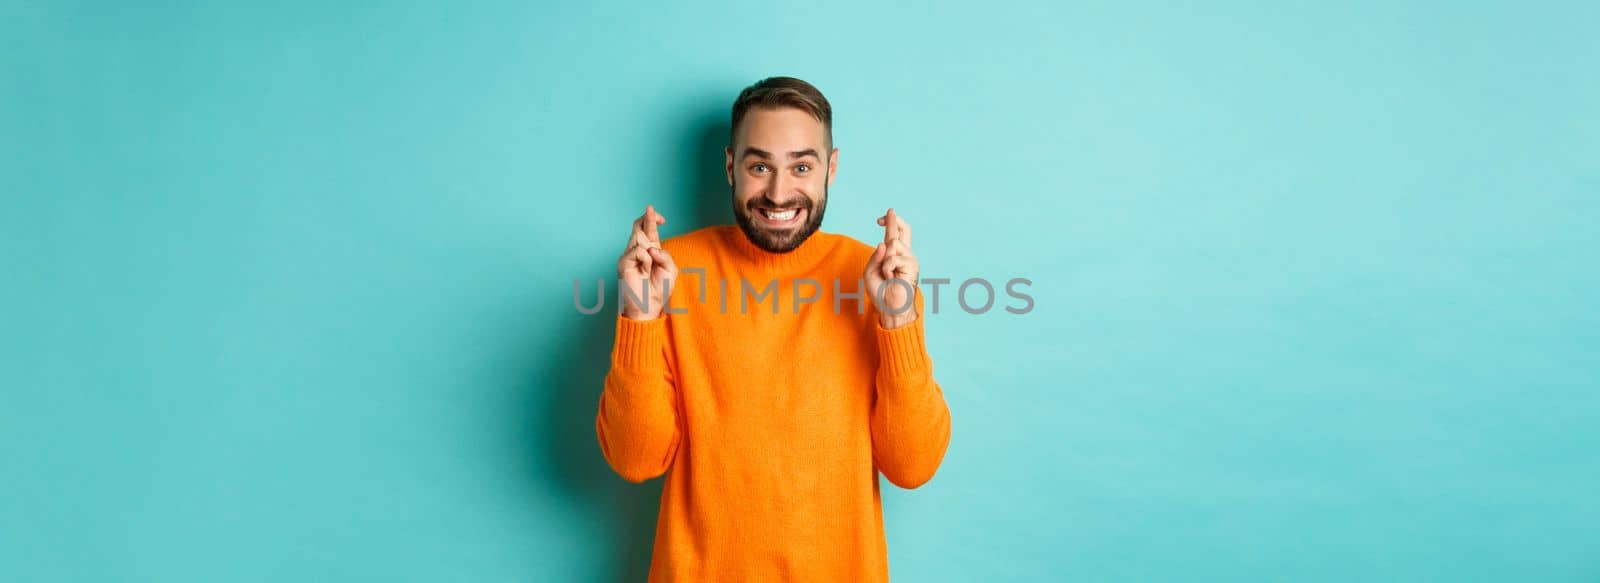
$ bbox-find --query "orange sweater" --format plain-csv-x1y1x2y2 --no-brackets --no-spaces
596,225,953,582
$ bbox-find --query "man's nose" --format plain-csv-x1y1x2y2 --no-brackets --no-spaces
768,171,799,204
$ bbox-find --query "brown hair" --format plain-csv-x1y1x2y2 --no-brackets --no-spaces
729,76,833,147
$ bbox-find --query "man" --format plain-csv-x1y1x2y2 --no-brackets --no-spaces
596,76,952,582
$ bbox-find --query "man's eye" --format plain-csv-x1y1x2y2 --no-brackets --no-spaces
795,164,811,173
751,164,769,173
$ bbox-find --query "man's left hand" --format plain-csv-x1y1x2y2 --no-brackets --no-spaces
864,208,920,329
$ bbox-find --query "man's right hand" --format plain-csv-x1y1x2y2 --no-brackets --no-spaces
617,204,678,321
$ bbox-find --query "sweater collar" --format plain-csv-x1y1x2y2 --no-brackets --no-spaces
723,224,836,274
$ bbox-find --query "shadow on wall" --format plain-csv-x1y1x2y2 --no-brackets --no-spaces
676,107,736,233
535,104,731,582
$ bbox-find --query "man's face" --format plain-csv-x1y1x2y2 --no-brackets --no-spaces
726,106,838,253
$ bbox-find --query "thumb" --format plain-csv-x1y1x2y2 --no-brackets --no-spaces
864,242,885,274
624,245,652,276
649,247,678,277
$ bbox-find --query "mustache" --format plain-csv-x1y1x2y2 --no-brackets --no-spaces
745,197,813,212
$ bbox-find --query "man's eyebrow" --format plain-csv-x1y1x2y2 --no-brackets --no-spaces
740,147,821,160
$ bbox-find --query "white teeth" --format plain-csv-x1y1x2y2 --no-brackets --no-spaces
763,209,798,221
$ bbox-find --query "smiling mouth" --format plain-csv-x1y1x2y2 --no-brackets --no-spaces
755,207,805,228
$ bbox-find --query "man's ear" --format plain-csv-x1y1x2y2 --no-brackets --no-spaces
827,148,840,188
724,147,735,187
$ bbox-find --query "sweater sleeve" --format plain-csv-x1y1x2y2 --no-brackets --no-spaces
869,293,953,489
595,314,682,483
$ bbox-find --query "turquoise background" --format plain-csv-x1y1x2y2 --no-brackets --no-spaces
4,1,1597,581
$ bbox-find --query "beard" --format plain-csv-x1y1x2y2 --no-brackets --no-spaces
732,183,828,253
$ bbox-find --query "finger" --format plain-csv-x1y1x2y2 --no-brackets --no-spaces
882,256,917,280
644,205,665,244
883,208,897,244
883,238,914,258
628,216,646,250
634,246,655,274
619,245,652,275
628,229,654,253
878,208,910,247
648,247,677,276
863,242,885,275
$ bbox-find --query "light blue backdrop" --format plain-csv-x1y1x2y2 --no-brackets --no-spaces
3,1,1597,581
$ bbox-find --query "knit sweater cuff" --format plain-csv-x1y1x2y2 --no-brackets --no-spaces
875,316,933,379
612,315,668,372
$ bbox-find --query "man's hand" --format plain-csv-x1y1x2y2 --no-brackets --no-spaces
864,208,919,329
617,204,678,321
